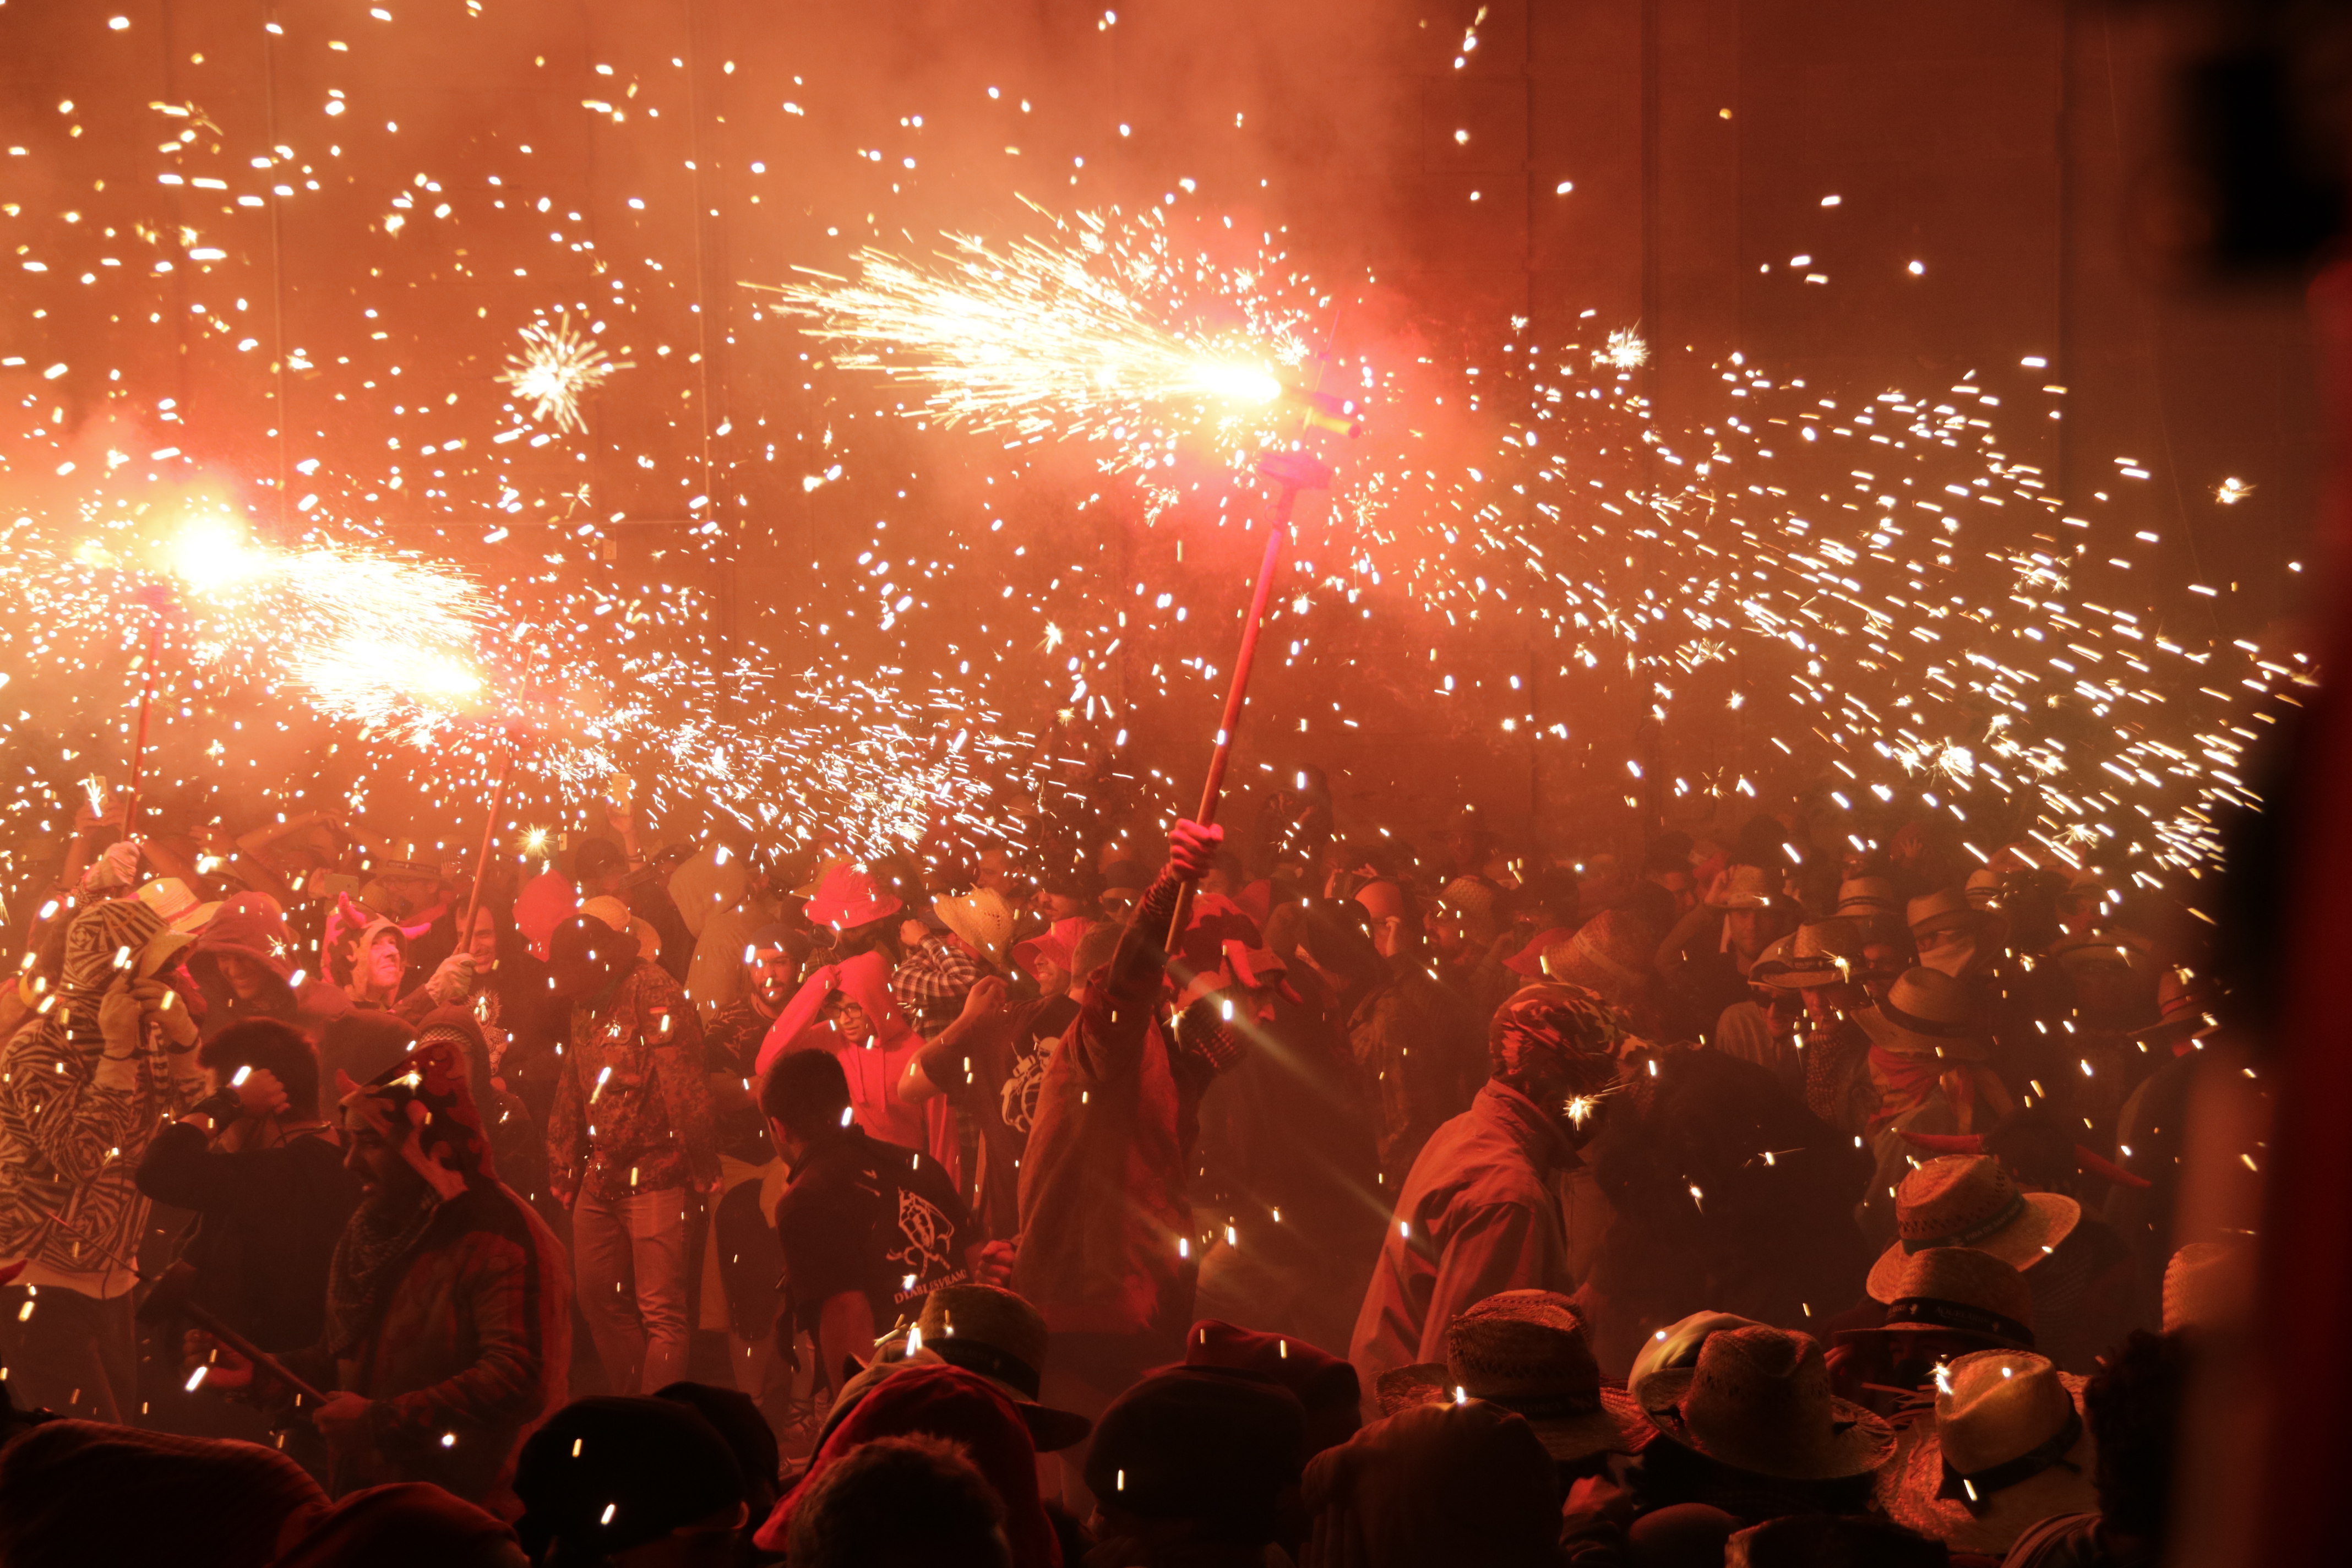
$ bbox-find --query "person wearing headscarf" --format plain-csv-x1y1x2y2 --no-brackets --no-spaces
0,896,206,1421
205,1036,571,1507
1348,983,1623,1391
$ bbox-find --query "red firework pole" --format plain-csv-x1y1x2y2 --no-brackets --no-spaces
1164,444,1341,951
117,583,173,841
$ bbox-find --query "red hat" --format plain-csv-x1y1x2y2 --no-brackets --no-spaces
804,863,904,932
1011,916,1092,984
1504,926,1575,979
1183,1319,1361,1455
755,1364,1057,1566
511,868,579,962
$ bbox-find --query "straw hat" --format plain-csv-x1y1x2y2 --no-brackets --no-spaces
1504,925,1575,979
1637,1326,1893,1481
1876,1350,2095,1555
934,886,1015,968
1856,966,1990,1060
2131,967,2222,1049
1834,877,1902,921
1839,1246,2036,1352
2163,1240,2253,1333
578,895,660,961
1745,933,1803,995
1777,918,1866,989
134,876,223,937
1626,1311,1766,1411
1963,867,2005,911
911,1284,1092,1452
1547,909,1657,1009
1712,864,1777,910
1867,1156,2081,1302
1906,888,1985,946
1417,1291,1653,1462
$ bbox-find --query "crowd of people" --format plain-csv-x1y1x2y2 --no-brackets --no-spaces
0,782,2255,1566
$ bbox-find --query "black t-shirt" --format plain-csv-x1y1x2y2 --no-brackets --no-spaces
774,1126,974,1333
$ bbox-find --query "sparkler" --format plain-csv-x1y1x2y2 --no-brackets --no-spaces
498,313,630,434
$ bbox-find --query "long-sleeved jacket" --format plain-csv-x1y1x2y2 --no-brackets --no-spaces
286,1180,571,1504
545,961,717,1205
1349,1080,1605,1389
1014,869,1226,1337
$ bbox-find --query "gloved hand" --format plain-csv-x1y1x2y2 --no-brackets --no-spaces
424,951,476,1005
130,977,199,1052
97,980,144,1060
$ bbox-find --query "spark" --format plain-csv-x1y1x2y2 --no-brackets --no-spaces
498,312,630,434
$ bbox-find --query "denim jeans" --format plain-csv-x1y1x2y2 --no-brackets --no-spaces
571,1184,691,1395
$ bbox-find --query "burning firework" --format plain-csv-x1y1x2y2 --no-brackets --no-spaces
498,313,630,434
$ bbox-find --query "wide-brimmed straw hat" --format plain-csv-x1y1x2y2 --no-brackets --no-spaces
1868,1155,2081,1302
135,876,223,937
1505,925,1575,979
1963,867,2005,911
1876,1350,2095,1555
1838,1246,2036,1352
1637,1326,1893,1481
1626,1311,1766,1411
1712,864,1777,910
1547,909,1657,1009
908,1284,1092,1451
934,886,1015,968
1745,933,1803,995
1376,1292,1651,1462
1777,918,1869,989
2163,1240,2253,1333
1856,966,1991,1060
1834,877,1903,921
1907,888,1990,946
2130,966,2223,1049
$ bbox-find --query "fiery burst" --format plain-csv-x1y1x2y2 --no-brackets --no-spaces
765,204,1314,476
498,312,630,434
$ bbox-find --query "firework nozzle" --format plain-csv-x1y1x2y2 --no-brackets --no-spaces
1256,451,1335,493
1279,383,1362,438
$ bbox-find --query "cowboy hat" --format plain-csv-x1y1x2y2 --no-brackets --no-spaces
1834,877,1902,921
1745,933,1803,995
1836,1245,2037,1352
1626,1311,1768,1414
1547,909,1656,1008
1504,925,1575,979
2129,965,2220,1050
1440,1291,1652,1461
1711,864,1777,910
134,877,223,937
2163,1240,2253,1334
1637,1326,1893,1481
1856,966,1991,1060
933,887,1015,968
1868,1156,2081,1302
1963,867,2005,911
1907,888,1990,946
1876,1350,2095,1555
1779,918,1869,989
910,1284,1092,1452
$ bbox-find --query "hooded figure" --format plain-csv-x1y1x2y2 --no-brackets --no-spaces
0,898,205,1419
268,1037,571,1507
187,891,340,1041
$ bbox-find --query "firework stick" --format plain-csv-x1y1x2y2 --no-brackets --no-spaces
117,589,170,842
461,737,518,940
1164,459,1326,952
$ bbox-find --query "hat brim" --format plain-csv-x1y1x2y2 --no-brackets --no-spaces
1875,1383,2095,1553
1523,1387,1655,1461
1374,1363,1450,1419
1638,1371,1893,1480
1867,1191,2083,1302
1008,1396,1091,1452
1832,1320,2034,1354
1856,1005,1991,1063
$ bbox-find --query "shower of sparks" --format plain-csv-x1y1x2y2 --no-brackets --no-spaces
498,313,630,434
1596,328,1648,369
764,204,1314,476
2215,476,2253,505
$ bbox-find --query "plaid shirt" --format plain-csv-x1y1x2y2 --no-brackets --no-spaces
890,935,982,1028
545,962,718,1205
